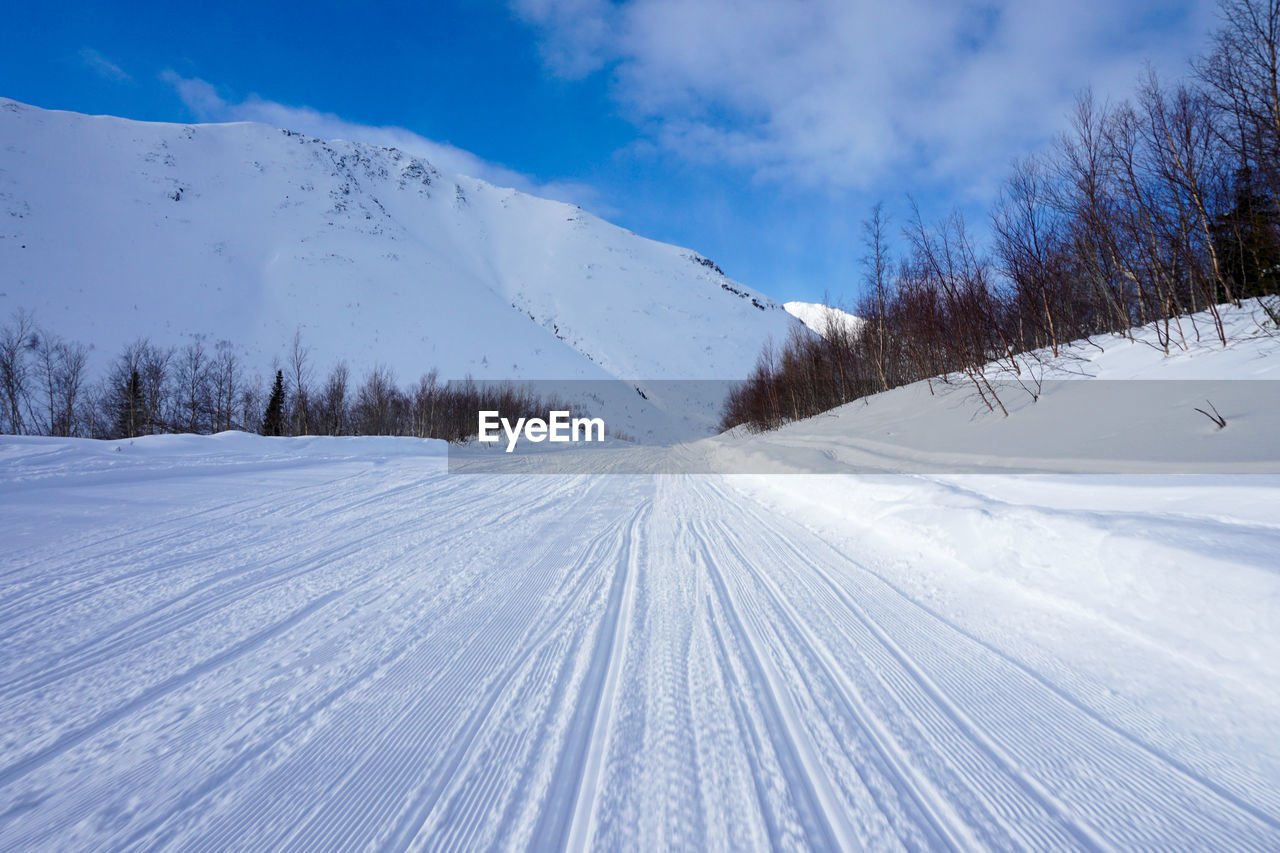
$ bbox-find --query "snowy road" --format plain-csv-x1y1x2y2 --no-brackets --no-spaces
2,435,1279,850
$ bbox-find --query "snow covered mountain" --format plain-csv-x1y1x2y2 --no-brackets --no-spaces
783,300,862,338
0,98,799,403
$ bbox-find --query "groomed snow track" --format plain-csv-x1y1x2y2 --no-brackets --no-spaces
1,437,1278,851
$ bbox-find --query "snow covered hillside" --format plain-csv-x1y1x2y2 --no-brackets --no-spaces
2,302,1278,850
718,300,1280,474
784,301,863,338
0,98,798,390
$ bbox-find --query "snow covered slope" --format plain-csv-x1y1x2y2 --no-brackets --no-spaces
784,300,862,338
719,300,1280,474
0,98,798,388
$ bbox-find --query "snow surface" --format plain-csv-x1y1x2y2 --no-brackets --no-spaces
784,301,863,338
0,98,800,436
2,305,1279,850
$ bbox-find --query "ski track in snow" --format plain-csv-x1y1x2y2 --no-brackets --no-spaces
2,441,1279,851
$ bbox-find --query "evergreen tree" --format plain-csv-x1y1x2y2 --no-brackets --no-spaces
1214,166,1280,299
114,368,144,438
261,370,286,436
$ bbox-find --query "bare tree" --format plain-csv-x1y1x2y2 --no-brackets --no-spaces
1197,0,1280,320
1053,91,1136,335
993,156,1075,357
1138,71,1235,343
859,203,894,391
58,342,89,436
1196,0,1280,204
289,329,313,435
320,361,350,436
353,363,399,435
32,328,90,437
0,308,36,434
409,371,440,438
240,375,265,436
176,337,211,433
904,204,1011,415
210,342,242,432
124,342,174,435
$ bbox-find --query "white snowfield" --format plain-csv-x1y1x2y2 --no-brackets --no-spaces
3,309,1280,851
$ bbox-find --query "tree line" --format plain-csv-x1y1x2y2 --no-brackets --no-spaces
722,0,1280,433
0,316,568,442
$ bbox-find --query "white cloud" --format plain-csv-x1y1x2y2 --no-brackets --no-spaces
510,0,617,78
511,0,1216,198
79,48,130,83
160,72,606,213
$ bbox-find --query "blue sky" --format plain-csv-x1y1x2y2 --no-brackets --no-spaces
3,0,1215,305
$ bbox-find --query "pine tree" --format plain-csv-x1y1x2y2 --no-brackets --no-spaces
261,370,286,436
114,368,144,438
1213,166,1280,300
